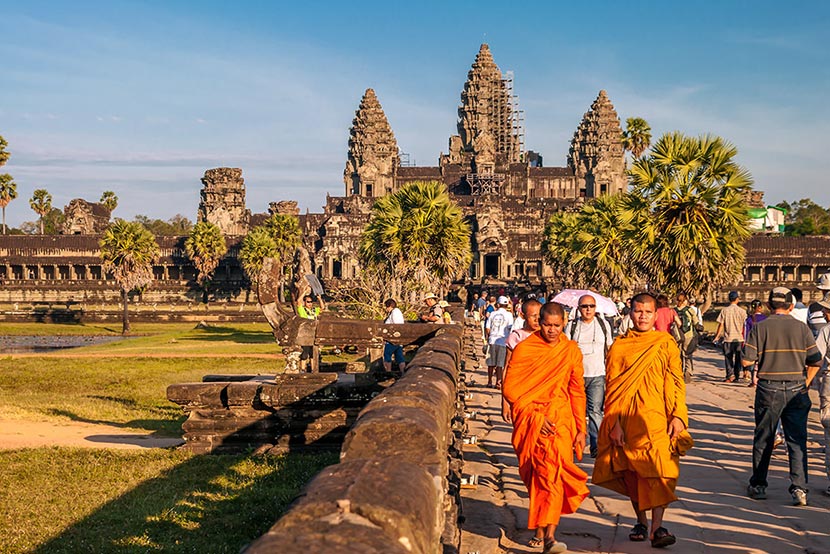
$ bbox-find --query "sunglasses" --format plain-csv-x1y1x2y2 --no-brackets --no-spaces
578,304,596,309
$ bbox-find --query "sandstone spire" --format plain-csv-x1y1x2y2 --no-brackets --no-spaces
453,44,522,167
344,88,399,198
568,90,626,196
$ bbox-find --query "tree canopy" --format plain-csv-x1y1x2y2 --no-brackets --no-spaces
29,189,53,234
0,173,18,235
238,213,302,303
776,199,830,236
621,117,652,159
185,221,228,303
134,214,193,236
100,190,118,212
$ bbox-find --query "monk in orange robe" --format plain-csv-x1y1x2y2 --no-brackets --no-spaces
592,293,689,549
503,302,590,554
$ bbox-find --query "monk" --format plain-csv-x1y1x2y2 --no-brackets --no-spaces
503,302,589,553
592,292,689,548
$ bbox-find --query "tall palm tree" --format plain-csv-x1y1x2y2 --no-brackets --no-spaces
626,132,753,311
239,226,279,300
29,189,52,234
100,220,160,334
100,190,118,212
0,135,9,167
541,210,581,289
621,117,652,159
185,221,227,304
0,174,17,235
359,180,471,299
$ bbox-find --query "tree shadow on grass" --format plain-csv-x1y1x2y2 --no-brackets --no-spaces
46,405,185,436
185,325,276,344
31,450,339,554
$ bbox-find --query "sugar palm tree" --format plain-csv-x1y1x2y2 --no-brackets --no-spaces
0,174,17,235
359,180,471,299
100,220,160,334
541,210,581,289
185,221,227,304
622,117,652,159
239,226,279,300
625,132,753,311
0,136,9,167
100,190,118,212
29,189,53,234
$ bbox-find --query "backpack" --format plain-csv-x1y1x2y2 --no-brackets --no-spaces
569,317,611,357
677,306,693,334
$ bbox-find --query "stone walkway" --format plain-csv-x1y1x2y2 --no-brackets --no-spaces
459,325,830,554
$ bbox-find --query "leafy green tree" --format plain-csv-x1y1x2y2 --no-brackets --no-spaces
621,117,652,159
359,180,471,300
776,199,830,236
100,190,118,212
29,189,53,234
19,208,64,235
185,221,228,303
239,213,302,304
100,220,160,334
0,173,17,235
134,214,193,236
626,132,753,311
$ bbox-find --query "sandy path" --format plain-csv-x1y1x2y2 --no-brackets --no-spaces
0,418,184,450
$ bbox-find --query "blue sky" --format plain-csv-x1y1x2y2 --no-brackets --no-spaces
1,0,828,228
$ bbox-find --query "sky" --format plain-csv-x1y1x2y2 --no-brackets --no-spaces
1,0,828,229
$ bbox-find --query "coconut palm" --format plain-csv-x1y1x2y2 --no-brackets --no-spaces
359,180,471,299
0,174,17,235
100,220,160,334
29,189,52,234
621,117,652,159
185,221,227,304
100,190,118,212
626,132,753,311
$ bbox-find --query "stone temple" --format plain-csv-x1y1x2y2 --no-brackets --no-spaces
2,43,829,307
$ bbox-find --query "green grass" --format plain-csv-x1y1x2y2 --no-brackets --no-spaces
0,447,338,554
0,321,270,337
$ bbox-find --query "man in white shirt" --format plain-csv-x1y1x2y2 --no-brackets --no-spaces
383,298,406,376
565,293,614,457
485,295,514,388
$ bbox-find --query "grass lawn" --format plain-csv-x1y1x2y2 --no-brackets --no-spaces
0,323,285,434
0,447,338,554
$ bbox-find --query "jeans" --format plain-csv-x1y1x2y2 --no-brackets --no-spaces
723,341,742,380
819,371,830,480
750,379,811,492
383,342,404,365
584,375,605,452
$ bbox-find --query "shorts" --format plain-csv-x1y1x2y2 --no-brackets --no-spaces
486,343,507,368
384,342,404,364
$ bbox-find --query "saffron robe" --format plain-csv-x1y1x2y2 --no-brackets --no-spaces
503,332,590,529
592,329,689,510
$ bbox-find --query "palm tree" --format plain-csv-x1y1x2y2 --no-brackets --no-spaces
626,132,753,311
239,226,279,299
0,174,17,235
0,136,9,167
185,221,227,304
29,189,52,234
541,210,581,289
622,117,652,159
359,180,471,299
100,190,118,213
100,220,160,334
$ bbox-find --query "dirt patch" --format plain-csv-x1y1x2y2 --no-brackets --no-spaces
0,419,184,451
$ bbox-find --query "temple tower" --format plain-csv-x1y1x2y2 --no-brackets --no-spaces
198,167,251,236
568,90,627,197
450,44,523,172
343,88,399,198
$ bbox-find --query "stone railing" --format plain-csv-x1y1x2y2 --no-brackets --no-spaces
242,324,465,554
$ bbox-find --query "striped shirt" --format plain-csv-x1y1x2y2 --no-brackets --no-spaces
743,314,822,381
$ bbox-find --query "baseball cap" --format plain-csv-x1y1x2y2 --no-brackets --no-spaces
497,295,509,305
817,272,830,290
769,286,794,304
728,291,739,302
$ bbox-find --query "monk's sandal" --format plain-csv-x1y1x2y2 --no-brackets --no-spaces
542,539,567,553
629,522,648,541
651,527,676,548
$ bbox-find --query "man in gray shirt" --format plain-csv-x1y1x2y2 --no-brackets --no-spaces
714,291,746,382
742,287,822,506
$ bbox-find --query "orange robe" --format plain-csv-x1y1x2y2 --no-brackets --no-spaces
592,329,688,510
503,332,590,529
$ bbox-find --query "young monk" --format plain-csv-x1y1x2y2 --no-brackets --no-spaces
502,302,589,554
502,298,543,423
592,292,689,549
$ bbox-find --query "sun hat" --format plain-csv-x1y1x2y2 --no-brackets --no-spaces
423,293,438,301
438,300,450,308
817,298,830,311
817,272,830,291
497,295,509,305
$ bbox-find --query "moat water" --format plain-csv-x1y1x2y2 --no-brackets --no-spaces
0,335,126,353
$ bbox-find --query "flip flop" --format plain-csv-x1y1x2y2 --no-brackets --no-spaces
651,527,676,548
528,536,544,548
628,522,648,541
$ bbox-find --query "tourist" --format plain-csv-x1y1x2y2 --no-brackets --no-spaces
419,293,443,323
593,293,690,548
501,298,542,422
808,272,830,337
469,292,481,326
298,294,326,368
502,302,589,554
791,287,809,324
744,299,767,387
742,287,822,506
714,291,746,382
382,298,406,376
813,298,830,496
675,293,701,383
439,300,452,324
485,296,513,388
654,294,680,334
564,294,614,458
